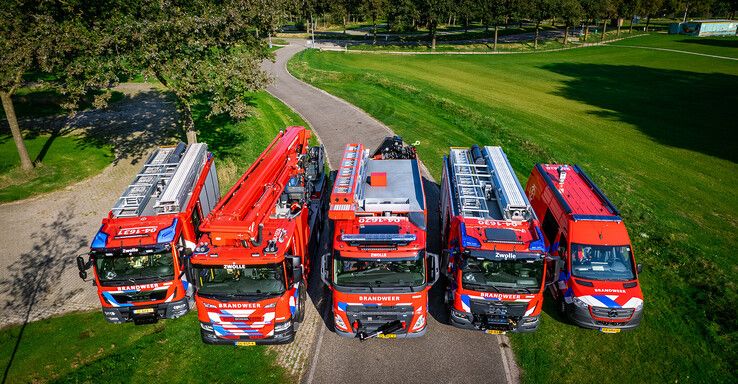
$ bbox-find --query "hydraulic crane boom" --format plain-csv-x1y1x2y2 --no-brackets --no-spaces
199,127,311,245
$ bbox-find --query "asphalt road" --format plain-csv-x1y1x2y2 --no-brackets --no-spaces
264,41,519,384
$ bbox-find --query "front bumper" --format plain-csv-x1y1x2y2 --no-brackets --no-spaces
449,309,540,333
199,322,295,345
101,297,190,324
567,304,643,331
334,324,427,339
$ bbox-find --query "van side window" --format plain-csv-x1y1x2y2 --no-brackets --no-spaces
542,210,559,244
192,203,203,238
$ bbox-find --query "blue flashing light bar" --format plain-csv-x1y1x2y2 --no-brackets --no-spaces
90,226,109,249
460,222,481,248
529,227,546,252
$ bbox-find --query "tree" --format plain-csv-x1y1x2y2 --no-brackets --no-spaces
528,0,556,48
455,0,478,33
619,0,641,34
557,0,584,45
361,0,388,44
0,2,63,171
580,0,605,42
415,0,451,50
121,0,274,143
387,0,419,32
599,0,617,41
481,0,510,50
639,0,664,32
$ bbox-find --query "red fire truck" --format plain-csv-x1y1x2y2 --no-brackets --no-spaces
77,143,220,324
190,127,327,345
525,164,644,333
440,145,554,333
321,137,439,340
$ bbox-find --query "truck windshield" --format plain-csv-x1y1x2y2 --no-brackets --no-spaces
194,264,285,297
461,256,543,292
95,251,174,285
570,244,635,281
334,252,425,288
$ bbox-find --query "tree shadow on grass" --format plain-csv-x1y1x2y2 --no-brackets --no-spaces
191,95,258,160
540,63,738,163
676,38,738,49
0,209,87,383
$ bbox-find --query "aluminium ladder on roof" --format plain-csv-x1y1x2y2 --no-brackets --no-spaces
154,143,207,214
449,148,491,218
111,143,186,218
483,146,531,221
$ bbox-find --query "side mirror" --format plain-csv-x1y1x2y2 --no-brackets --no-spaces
79,270,87,280
637,263,643,274
427,252,440,286
320,253,331,287
546,255,562,287
76,255,87,272
287,255,303,283
440,250,450,277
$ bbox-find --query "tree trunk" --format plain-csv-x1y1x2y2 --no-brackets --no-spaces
584,24,590,42
682,6,689,23
534,21,540,49
180,100,197,144
494,24,498,51
343,16,347,35
0,91,33,170
629,15,634,33
601,20,607,41
617,21,621,37
431,22,437,50
564,25,569,45
646,15,651,32
373,16,377,45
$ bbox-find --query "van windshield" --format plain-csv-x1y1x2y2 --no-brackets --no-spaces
570,244,636,281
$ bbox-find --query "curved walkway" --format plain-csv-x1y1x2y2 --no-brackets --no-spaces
0,84,178,328
264,40,519,384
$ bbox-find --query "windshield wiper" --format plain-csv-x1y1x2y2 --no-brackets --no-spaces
515,287,533,294
464,282,500,292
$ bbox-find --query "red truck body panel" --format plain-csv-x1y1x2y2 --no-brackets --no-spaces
441,146,548,333
525,164,644,332
85,143,219,324
191,127,326,345
324,139,437,339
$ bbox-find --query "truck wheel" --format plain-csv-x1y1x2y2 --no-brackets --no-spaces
296,285,307,323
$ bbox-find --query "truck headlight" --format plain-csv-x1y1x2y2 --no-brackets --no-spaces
573,297,589,308
200,323,214,332
412,314,425,331
451,309,468,320
334,314,347,330
635,301,644,311
274,321,292,333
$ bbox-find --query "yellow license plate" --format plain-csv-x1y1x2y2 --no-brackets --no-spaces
377,333,397,339
133,308,154,315
235,341,256,346
600,327,621,334
486,330,506,335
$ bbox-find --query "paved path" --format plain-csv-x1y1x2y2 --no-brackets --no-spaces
264,40,519,384
0,85,178,328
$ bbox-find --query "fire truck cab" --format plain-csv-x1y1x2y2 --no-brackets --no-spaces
77,143,220,324
190,127,327,345
321,137,440,340
525,164,644,333
441,145,554,334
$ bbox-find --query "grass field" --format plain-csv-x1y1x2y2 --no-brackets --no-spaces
0,312,286,383
289,34,738,383
0,134,113,203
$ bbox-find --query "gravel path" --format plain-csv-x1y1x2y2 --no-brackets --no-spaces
0,84,179,328
264,40,519,384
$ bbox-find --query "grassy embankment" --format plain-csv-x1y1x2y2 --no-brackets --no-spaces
288,34,738,383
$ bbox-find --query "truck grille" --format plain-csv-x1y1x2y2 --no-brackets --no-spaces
112,290,168,304
591,306,634,320
469,300,528,331
345,305,414,332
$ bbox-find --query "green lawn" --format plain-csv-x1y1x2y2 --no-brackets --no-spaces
0,134,113,203
0,311,286,383
289,36,738,383
610,33,738,58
